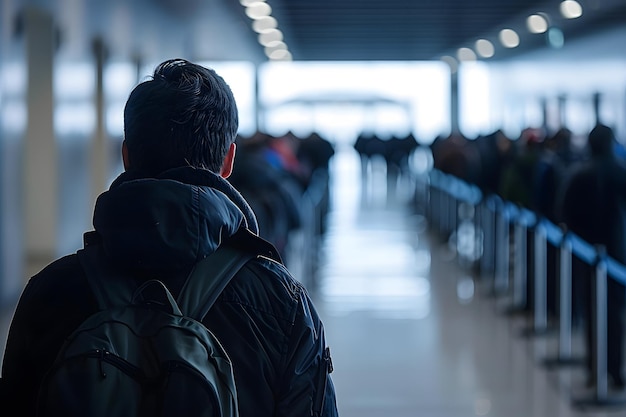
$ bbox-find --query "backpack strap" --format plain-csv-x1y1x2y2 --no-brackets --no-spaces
177,227,280,321
176,242,252,321
78,228,281,319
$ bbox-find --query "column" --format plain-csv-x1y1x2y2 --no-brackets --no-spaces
541,96,548,131
23,6,57,279
255,64,262,132
90,36,108,210
450,69,459,134
557,94,567,129
592,91,601,126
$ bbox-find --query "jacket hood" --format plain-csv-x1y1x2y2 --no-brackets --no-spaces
92,166,259,273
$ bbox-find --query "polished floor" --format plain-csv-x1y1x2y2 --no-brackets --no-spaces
2,145,626,417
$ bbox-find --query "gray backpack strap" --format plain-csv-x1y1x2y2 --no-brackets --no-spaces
78,228,274,318
177,241,255,321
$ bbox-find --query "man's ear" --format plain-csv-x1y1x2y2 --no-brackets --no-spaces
219,142,237,179
122,140,131,171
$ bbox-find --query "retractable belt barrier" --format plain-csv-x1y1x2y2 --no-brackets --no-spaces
425,168,626,409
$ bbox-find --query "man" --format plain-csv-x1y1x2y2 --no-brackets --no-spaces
1,59,338,416
556,123,626,389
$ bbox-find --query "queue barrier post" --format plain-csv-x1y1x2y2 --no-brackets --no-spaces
506,207,537,315
493,200,510,296
507,216,527,313
479,196,497,285
543,230,585,367
520,220,550,336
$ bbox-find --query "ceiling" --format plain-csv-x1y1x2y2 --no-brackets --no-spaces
8,0,626,64
262,0,626,62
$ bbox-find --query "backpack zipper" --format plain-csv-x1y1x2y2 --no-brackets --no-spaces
85,349,145,380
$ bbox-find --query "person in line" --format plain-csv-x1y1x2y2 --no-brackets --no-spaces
556,123,626,389
0,58,338,416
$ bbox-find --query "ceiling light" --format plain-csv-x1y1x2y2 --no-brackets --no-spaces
268,50,292,61
245,2,272,19
457,47,477,61
547,27,565,48
440,56,458,73
560,0,582,19
264,41,287,56
258,29,283,46
240,0,264,6
475,39,494,58
499,29,520,48
239,0,291,62
527,14,548,34
252,16,277,33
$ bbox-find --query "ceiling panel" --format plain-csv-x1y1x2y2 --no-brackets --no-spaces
10,0,624,64
264,0,626,61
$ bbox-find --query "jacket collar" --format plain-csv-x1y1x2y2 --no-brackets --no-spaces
91,166,258,273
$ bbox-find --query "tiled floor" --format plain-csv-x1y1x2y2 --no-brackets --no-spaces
2,145,626,416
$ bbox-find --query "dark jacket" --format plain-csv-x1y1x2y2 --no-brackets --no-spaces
557,154,626,263
1,166,338,417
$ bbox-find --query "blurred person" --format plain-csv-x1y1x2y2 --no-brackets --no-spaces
382,133,419,202
228,133,303,257
430,132,481,184
556,123,626,389
532,127,577,318
473,129,513,196
498,127,545,208
0,59,338,417
533,127,575,222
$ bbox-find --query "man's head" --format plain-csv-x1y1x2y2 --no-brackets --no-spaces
588,123,615,157
123,58,239,177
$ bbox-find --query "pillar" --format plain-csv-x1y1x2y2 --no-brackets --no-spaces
23,6,57,278
90,36,108,210
592,91,601,126
450,69,459,134
557,94,566,129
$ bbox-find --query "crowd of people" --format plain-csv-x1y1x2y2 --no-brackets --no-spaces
353,132,419,201
228,129,335,287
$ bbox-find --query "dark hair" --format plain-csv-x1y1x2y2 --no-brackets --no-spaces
588,123,615,157
123,58,239,176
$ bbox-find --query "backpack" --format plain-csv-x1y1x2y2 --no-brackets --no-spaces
35,232,261,417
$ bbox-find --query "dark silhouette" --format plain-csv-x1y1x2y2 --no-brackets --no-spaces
556,124,626,389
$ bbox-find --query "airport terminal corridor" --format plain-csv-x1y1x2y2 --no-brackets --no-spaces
1,1,626,416
1,143,625,416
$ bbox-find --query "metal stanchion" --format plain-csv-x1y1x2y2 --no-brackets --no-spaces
594,255,609,400
521,221,550,336
426,176,441,233
534,222,548,332
506,219,527,314
572,250,626,408
480,197,496,285
442,181,450,237
543,232,584,367
447,181,457,240
493,202,509,296
559,233,573,360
